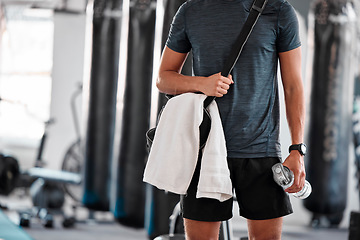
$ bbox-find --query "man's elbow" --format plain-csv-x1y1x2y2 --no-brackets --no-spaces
156,75,166,93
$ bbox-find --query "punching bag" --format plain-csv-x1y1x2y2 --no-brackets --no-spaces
352,0,360,216
82,0,122,211
144,0,189,238
112,0,156,228
353,74,360,203
351,76,360,239
304,0,358,227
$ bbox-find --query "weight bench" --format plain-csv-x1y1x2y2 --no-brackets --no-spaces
24,167,81,185
19,167,81,228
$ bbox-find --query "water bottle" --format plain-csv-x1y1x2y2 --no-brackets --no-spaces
271,163,312,199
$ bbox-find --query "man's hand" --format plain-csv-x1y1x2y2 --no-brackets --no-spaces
201,73,233,97
282,151,306,193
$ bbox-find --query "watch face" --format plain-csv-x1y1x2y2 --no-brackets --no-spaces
301,144,307,155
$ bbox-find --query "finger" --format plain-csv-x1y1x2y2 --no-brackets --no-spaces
217,87,228,95
229,74,234,84
286,177,300,192
221,82,230,90
285,185,299,193
215,79,230,91
286,185,301,193
221,76,233,85
285,174,302,193
299,172,306,190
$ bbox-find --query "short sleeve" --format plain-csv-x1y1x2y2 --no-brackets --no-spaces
165,3,192,53
276,1,301,53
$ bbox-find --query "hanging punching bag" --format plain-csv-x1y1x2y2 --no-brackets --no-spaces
351,0,360,218
82,0,122,211
353,74,360,202
145,1,189,238
112,0,156,228
351,75,360,239
304,0,358,227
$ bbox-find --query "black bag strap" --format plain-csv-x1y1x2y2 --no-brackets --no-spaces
203,0,268,109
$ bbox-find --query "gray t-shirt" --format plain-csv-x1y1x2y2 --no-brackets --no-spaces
166,0,301,158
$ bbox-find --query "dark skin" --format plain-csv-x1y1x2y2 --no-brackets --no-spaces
157,46,306,240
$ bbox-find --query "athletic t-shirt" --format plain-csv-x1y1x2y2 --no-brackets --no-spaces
166,0,301,158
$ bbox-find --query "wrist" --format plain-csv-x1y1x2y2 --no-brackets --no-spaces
193,76,207,94
289,150,303,158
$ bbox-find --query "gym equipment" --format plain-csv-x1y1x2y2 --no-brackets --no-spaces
354,77,360,204
112,0,155,228
31,178,65,210
19,114,81,228
61,83,83,203
0,153,20,196
304,0,358,227
20,166,81,228
154,235,185,240
349,211,360,240
152,203,184,240
146,187,183,239
0,97,81,228
82,0,122,211
0,153,20,213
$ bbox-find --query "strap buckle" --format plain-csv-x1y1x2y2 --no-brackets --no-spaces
252,0,268,13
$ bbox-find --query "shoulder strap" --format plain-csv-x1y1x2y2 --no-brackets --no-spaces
204,0,268,108
221,0,268,77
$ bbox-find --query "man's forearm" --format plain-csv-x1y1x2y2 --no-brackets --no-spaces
284,84,305,144
157,71,233,97
156,70,205,95
279,47,305,145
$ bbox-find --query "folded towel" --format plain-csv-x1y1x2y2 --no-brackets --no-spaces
143,93,232,202
197,100,233,201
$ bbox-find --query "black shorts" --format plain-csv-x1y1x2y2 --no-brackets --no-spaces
180,155,293,221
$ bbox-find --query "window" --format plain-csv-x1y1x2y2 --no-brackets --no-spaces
0,6,54,142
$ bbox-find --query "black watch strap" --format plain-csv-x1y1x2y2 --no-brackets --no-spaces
289,143,307,156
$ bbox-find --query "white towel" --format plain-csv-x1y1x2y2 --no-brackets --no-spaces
143,93,232,202
197,101,233,201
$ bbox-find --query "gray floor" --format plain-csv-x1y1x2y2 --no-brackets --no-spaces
0,189,350,240
22,213,350,240
23,219,350,240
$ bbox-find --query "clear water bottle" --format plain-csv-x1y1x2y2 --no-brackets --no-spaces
271,163,312,199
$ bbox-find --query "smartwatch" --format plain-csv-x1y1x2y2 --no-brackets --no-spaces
289,143,307,156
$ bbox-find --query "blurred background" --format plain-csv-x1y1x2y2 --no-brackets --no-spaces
0,0,359,239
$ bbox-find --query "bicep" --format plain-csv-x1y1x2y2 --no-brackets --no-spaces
159,46,189,74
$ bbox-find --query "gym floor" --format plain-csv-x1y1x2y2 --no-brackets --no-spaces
0,189,350,240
